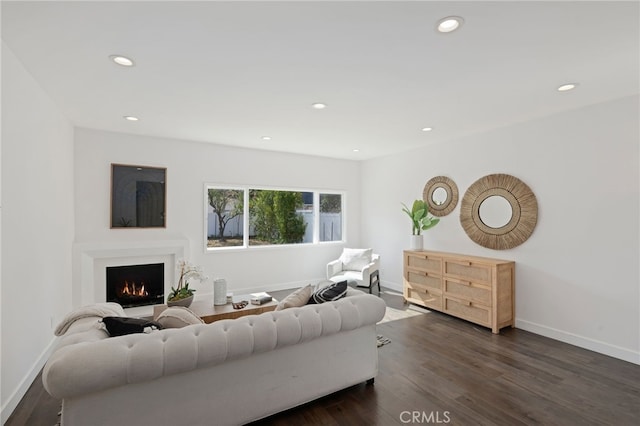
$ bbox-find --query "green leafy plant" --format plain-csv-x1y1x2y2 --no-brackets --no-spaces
167,260,207,302
168,282,196,302
401,199,440,235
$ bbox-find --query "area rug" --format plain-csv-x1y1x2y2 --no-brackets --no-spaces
377,335,391,347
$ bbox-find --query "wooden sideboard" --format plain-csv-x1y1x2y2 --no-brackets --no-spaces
403,250,515,334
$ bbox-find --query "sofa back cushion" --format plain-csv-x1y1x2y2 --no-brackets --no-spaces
308,280,348,304
275,284,313,310
102,317,163,336
156,306,204,328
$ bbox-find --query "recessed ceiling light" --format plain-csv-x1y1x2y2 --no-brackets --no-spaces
261,136,272,141
353,149,360,153
421,127,433,132
557,83,578,92
123,116,139,121
437,16,464,33
109,55,135,67
312,103,327,109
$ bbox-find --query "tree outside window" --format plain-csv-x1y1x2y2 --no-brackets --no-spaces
249,190,308,245
207,189,244,247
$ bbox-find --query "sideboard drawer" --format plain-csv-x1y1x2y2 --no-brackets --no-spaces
444,278,491,306
406,253,442,273
444,260,491,283
407,270,442,291
444,297,491,327
406,283,442,311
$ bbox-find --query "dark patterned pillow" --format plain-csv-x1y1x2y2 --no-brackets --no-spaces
308,280,348,304
102,316,163,336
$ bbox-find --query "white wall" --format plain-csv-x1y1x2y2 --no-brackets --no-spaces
74,128,361,298
361,95,639,364
1,42,75,422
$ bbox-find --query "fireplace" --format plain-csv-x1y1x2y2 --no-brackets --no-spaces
106,263,164,308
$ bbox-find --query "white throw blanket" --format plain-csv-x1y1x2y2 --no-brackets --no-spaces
54,302,125,336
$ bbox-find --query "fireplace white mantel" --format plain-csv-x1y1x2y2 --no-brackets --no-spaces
72,239,190,315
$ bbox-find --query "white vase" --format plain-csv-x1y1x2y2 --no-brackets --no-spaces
213,278,227,305
409,235,424,250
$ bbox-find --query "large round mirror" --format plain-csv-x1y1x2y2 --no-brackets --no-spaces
478,195,512,228
460,174,538,250
423,176,458,217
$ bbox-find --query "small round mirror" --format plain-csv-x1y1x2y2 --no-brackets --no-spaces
432,187,448,206
423,176,458,217
478,195,512,229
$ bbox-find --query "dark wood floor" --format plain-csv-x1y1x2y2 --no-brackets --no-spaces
7,287,640,426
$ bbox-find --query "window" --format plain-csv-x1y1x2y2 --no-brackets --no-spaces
205,186,343,250
319,193,342,242
207,188,244,248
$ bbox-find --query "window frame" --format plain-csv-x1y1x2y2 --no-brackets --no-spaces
204,183,345,252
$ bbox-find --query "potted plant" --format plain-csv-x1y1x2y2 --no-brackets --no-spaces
167,260,207,307
401,199,440,250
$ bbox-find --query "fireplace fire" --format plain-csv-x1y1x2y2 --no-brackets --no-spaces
106,263,164,308
120,281,148,297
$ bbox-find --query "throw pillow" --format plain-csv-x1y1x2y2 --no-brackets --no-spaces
275,284,313,311
101,317,163,337
307,280,348,304
156,306,204,328
339,248,373,271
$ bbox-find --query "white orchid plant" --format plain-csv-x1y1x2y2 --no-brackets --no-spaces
168,260,208,302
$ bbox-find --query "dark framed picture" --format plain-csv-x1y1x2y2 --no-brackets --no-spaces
111,164,166,228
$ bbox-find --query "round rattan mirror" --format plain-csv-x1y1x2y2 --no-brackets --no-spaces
460,174,538,250
423,176,459,217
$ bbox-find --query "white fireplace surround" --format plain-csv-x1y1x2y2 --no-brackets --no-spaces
73,239,190,316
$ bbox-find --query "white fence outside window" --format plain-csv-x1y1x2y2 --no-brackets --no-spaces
207,208,342,243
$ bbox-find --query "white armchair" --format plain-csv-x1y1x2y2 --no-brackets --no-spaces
327,248,381,294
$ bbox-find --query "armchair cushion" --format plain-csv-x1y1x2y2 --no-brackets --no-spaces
339,248,373,271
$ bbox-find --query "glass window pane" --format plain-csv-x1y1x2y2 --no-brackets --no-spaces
249,190,309,245
207,188,244,248
319,193,342,242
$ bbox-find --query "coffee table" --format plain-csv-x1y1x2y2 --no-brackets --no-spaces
153,295,278,324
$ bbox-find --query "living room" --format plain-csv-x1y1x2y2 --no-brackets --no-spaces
2,1,639,424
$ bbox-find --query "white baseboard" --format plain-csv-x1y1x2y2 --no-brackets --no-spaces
381,280,402,293
516,319,640,365
1,337,57,424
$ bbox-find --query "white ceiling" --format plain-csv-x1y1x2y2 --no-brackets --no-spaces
2,1,638,160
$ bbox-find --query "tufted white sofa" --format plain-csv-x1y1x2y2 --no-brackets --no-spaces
43,289,386,426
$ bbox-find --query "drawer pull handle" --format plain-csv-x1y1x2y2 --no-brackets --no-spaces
462,300,471,307
460,281,470,286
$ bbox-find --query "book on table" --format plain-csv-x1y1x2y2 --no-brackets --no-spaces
250,292,273,305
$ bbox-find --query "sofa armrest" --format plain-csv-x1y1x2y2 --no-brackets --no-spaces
326,259,343,279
